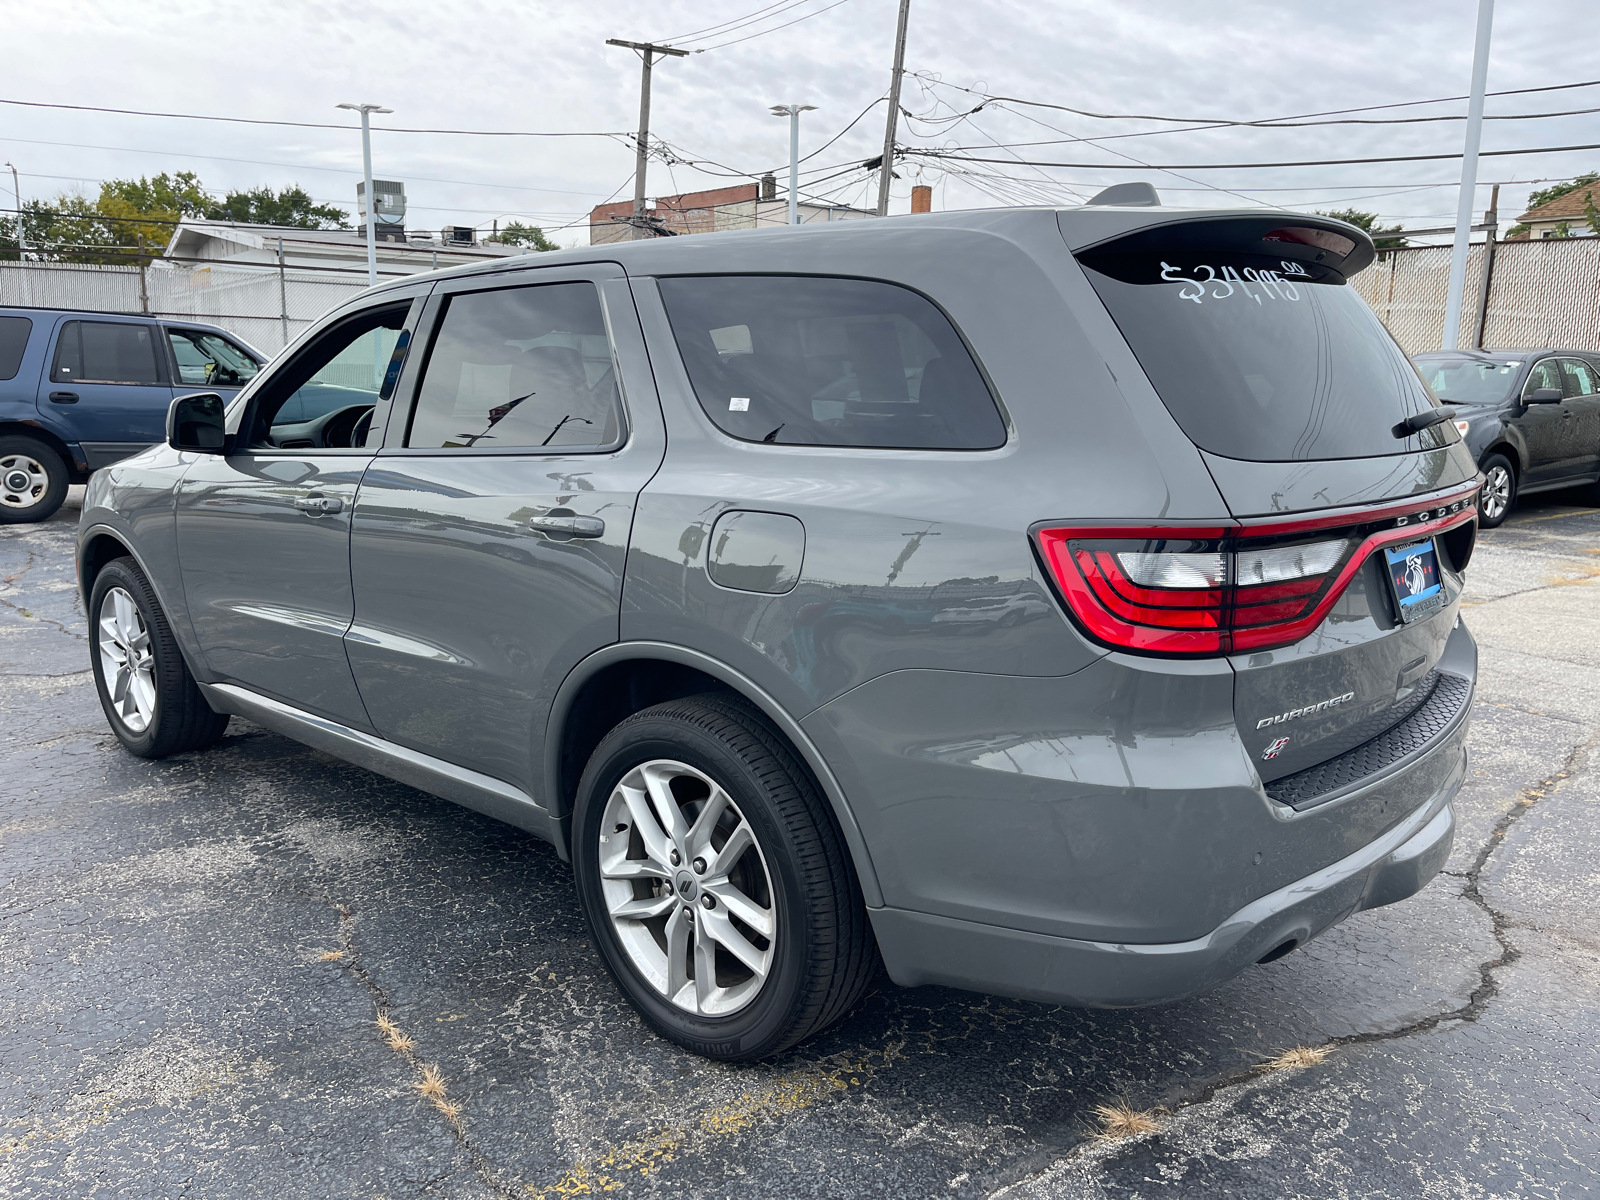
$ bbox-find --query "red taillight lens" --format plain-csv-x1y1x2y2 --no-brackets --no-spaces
1037,529,1233,654
1036,527,1352,656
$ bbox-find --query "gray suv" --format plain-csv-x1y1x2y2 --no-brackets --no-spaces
78,199,1481,1060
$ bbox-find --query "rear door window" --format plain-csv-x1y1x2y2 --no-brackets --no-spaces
1077,218,1439,461
657,275,1006,450
52,321,163,385
0,316,31,380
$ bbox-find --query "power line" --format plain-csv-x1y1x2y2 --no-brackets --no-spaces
0,96,629,137
657,0,819,46
696,0,857,50
912,76,1600,129
910,141,1600,172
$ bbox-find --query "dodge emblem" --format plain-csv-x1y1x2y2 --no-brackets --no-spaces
1263,736,1290,761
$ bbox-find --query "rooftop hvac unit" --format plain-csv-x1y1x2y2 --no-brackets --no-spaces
442,225,476,246
356,179,406,226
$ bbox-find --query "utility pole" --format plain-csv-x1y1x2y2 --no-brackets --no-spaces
5,161,24,258
607,39,688,239
337,102,392,286
770,105,817,226
876,0,912,217
1440,0,1493,350
1473,183,1500,350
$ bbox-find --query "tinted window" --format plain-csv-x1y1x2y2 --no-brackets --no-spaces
1079,219,1439,461
407,283,622,450
52,321,162,385
248,304,408,448
1412,353,1522,406
168,329,261,387
0,316,31,381
657,275,1006,450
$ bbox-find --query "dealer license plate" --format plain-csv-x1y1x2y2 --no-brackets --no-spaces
1384,539,1444,623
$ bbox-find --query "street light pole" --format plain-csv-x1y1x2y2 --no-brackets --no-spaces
1441,0,1494,350
607,39,688,240
337,102,392,287
4,161,24,257
769,105,817,226
875,0,912,217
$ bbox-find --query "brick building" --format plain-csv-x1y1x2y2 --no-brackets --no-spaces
590,177,871,244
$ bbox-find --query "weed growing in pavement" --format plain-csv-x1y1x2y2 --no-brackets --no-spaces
375,1012,416,1054
1263,1045,1332,1071
1092,1100,1163,1140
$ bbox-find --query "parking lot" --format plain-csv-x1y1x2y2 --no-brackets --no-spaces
3,488,1598,1199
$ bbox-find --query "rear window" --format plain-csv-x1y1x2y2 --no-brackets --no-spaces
0,316,31,381
1078,218,1441,461
657,275,1006,450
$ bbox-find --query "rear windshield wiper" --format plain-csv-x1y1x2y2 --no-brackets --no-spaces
1392,410,1452,438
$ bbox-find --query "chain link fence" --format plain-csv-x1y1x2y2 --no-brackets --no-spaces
1351,236,1600,355
0,259,372,356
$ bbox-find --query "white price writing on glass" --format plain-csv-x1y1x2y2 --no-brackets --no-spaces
1160,260,1305,305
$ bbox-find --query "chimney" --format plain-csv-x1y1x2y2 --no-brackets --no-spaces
760,173,777,202
911,184,933,214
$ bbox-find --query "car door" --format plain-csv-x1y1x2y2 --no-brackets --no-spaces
1508,357,1568,487
1558,357,1600,480
165,325,264,407
173,288,429,727
344,264,665,794
39,317,174,468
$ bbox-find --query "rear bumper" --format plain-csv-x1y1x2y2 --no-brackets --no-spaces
869,737,1463,1008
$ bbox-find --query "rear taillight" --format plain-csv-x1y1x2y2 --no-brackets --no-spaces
1035,491,1477,656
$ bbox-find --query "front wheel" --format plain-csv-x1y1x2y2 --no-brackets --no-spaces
572,694,876,1060
89,557,230,758
0,436,69,524
1478,454,1516,528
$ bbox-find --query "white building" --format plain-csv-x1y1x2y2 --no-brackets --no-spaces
163,219,524,276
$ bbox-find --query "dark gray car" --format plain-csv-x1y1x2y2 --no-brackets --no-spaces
1412,348,1600,526
78,198,1481,1061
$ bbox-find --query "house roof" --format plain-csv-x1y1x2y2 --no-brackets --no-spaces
163,219,520,260
1516,185,1598,224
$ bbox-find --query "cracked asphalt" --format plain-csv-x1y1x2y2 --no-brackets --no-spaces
3,486,1598,1199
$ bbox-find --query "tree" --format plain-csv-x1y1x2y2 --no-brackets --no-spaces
1315,208,1408,250
494,222,559,251
207,185,348,229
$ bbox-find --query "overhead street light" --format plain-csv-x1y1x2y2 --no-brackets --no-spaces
769,105,817,227
337,102,393,287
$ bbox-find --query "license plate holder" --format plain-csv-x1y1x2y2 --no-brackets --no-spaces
1384,538,1445,624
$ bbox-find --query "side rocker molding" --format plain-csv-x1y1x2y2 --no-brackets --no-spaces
543,641,886,908
201,682,562,844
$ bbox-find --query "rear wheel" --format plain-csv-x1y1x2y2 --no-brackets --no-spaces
0,436,69,524
572,694,876,1060
1478,454,1516,528
89,557,230,758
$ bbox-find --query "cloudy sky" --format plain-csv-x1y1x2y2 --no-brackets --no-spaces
6,0,1598,247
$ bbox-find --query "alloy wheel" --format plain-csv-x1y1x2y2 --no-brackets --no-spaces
1481,465,1511,522
98,587,157,733
0,453,50,511
597,759,776,1016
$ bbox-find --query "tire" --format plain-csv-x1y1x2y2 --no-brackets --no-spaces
0,436,69,524
1478,453,1516,528
572,693,877,1060
89,557,230,759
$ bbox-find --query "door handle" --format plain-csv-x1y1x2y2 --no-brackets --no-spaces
528,514,605,539
48,391,79,404
294,494,344,515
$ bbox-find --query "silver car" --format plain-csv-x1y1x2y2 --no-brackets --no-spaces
79,196,1480,1060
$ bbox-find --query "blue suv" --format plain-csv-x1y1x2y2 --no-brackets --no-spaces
0,307,265,522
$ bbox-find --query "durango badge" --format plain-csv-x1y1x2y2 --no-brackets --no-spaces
1263,736,1291,761
1256,691,1356,729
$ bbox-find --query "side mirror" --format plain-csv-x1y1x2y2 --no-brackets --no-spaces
1526,387,1563,405
167,392,229,453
